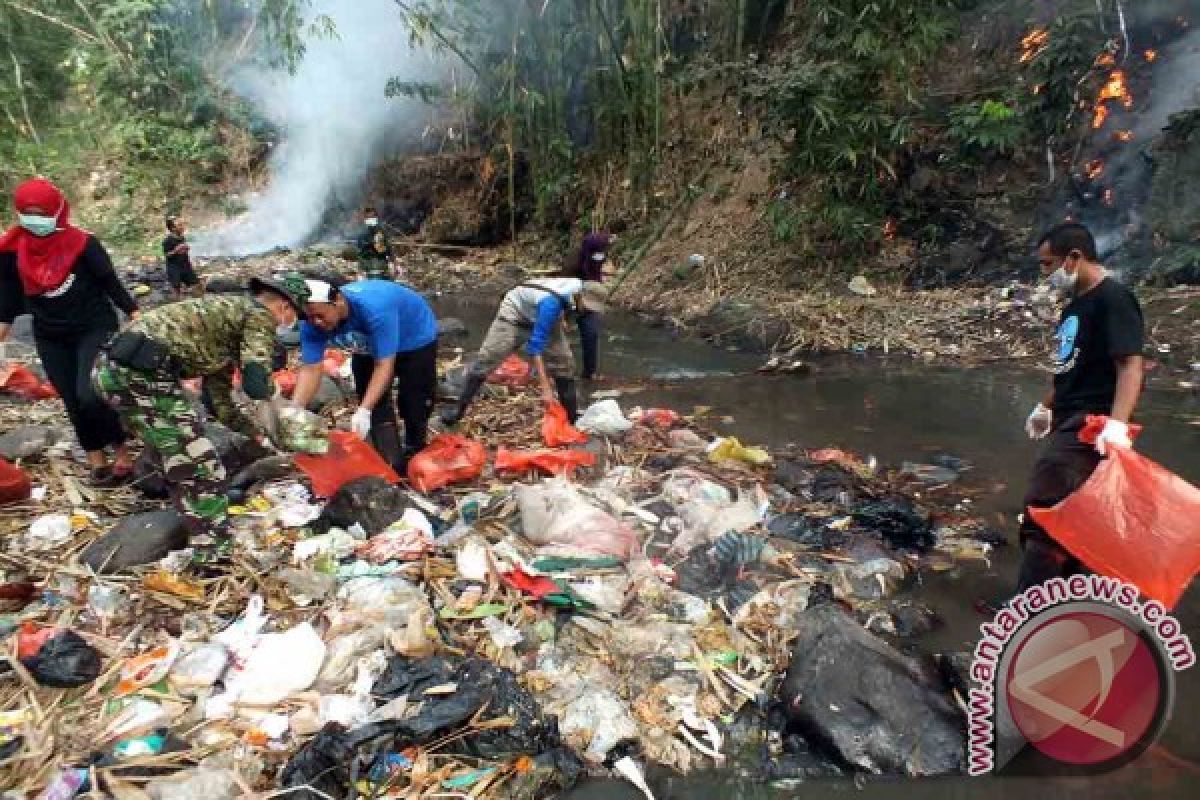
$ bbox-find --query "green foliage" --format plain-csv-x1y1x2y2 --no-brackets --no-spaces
766,198,802,243
0,0,317,243
949,98,1025,155
1023,13,1105,138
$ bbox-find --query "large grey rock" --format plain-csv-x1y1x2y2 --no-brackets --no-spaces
79,511,189,574
0,426,58,461
436,317,469,337
780,605,965,776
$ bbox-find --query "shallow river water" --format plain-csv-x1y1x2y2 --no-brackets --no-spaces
433,299,1200,800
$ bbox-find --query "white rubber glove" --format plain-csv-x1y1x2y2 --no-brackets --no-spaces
1025,403,1052,440
1094,418,1132,456
350,407,373,440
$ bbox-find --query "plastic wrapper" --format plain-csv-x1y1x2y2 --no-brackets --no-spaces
576,399,634,436
661,469,765,554
629,407,680,428
496,447,596,478
0,458,31,506
169,643,230,691
27,514,72,550
117,642,181,696
542,401,589,447
558,688,640,763
296,431,399,498
708,437,772,466
515,480,638,560
488,354,532,386
315,627,388,691
407,434,487,493
0,364,57,400
1029,416,1200,608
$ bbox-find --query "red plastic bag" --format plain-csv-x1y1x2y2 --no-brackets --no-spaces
631,408,680,428
273,369,298,397
296,430,399,498
0,458,31,506
542,402,588,447
322,349,346,377
407,434,487,493
0,364,57,400
495,447,596,478
1028,416,1200,609
488,355,531,386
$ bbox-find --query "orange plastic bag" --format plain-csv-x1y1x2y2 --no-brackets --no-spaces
408,434,488,493
0,458,31,506
322,348,346,377
1028,416,1200,609
488,355,531,386
296,430,399,498
273,369,298,397
495,447,596,478
0,364,57,400
542,402,588,447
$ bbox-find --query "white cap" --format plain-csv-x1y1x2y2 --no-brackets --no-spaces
305,279,335,304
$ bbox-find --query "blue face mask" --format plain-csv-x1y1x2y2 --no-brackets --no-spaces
18,213,58,237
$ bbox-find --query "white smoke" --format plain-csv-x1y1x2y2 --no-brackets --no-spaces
196,0,441,256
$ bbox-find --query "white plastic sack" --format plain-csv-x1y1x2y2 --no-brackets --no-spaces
169,643,230,691
576,399,634,436
661,469,764,554
218,622,326,707
515,480,638,560
315,627,387,692
559,688,640,763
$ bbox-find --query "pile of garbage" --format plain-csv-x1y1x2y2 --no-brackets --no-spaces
0,343,998,798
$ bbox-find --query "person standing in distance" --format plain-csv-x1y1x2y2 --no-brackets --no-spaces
163,215,200,298
1017,222,1145,591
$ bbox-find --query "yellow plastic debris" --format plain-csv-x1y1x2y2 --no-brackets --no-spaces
708,437,772,467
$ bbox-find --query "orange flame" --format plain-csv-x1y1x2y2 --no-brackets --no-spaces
1144,49,1159,63
1093,105,1110,129
1095,52,1117,68
1020,28,1049,64
1115,129,1134,142
1085,159,1105,180
1093,69,1133,128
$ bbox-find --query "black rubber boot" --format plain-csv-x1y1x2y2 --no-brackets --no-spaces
440,372,487,426
370,421,404,470
554,377,579,423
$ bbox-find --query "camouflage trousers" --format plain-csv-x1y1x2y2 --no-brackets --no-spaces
92,354,229,538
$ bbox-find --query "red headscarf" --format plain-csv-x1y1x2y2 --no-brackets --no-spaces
0,178,90,296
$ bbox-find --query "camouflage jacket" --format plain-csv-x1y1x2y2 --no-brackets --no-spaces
129,296,276,435
356,223,390,265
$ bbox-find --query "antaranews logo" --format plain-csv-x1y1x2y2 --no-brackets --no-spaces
967,575,1195,776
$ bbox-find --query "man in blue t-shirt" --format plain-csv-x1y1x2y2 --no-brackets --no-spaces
292,279,438,470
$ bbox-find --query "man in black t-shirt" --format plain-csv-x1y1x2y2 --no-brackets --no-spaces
163,215,200,298
1016,223,1145,590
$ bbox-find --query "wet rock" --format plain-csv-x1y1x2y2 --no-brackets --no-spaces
436,317,469,337
0,426,57,461
888,601,941,638
203,277,245,294
79,511,189,574
780,605,965,776
313,476,413,536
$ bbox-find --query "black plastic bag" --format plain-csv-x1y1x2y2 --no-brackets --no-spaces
312,476,413,536
21,630,101,688
851,498,934,551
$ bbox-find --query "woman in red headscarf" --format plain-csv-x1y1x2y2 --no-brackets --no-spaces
0,178,140,484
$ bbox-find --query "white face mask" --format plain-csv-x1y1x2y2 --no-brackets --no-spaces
591,252,607,262
18,213,58,237
364,217,379,227
1048,259,1078,297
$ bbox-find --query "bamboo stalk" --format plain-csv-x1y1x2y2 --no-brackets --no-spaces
9,50,39,145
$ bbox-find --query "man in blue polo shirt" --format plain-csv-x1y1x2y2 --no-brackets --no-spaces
292,279,438,470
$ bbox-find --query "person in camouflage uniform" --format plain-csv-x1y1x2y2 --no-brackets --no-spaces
355,206,393,280
93,275,310,538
